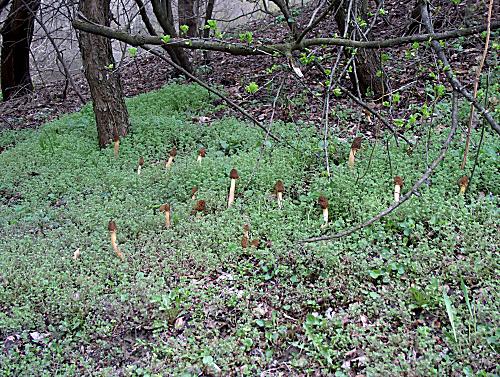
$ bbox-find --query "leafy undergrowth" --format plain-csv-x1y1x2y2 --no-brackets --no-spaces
0,84,498,376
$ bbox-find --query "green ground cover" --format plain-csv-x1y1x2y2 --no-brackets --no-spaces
0,84,498,376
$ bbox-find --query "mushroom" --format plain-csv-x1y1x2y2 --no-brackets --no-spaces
191,186,198,200
251,239,260,248
274,180,284,209
243,224,250,239
393,176,404,202
113,134,120,158
108,220,124,260
458,176,469,195
193,200,206,217
166,147,177,168
318,196,329,225
137,156,144,175
241,236,249,249
348,137,362,168
197,147,206,163
159,203,171,228
227,168,239,207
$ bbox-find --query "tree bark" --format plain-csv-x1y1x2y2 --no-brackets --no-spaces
151,0,193,73
333,0,386,98
77,0,130,148
178,0,198,37
1,0,40,101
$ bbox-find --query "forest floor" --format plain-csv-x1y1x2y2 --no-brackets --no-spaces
0,0,499,376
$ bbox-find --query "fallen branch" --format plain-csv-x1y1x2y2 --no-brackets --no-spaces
300,90,459,243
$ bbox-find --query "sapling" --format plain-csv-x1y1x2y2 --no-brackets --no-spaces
274,180,284,209
348,137,362,168
394,176,404,202
166,147,177,168
108,220,124,260
137,156,144,175
197,147,206,163
228,169,239,207
159,203,171,228
191,186,198,200
458,176,469,194
318,196,329,224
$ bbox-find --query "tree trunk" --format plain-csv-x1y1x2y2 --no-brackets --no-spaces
151,0,193,73
77,0,130,148
178,0,198,37
333,0,386,98
1,0,40,101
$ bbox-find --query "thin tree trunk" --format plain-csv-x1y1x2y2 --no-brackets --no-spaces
178,0,198,37
1,0,41,101
333,0,386,98
77,0,130,148
151,0,193,73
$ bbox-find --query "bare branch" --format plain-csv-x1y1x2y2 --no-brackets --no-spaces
300,90,460,243
420,1,500,136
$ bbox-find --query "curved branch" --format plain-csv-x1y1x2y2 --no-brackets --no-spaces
300,90,460,243
419,2,499,136
72,16,500,55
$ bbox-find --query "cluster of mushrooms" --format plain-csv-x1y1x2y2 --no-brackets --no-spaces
105,138,471,260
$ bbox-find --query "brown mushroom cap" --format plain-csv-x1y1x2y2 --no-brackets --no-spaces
251,239,260,248
318,196,329,209
194,200,206,212
139,156,144,166
113,134,120,142
458,176,469,187
108,220,117,232
274,180,284,193
169,147,177,157
230,169,239,179
351,137,362,150
159,203,170,212
394,176,404,186
199,148,206,157
241,236,249,248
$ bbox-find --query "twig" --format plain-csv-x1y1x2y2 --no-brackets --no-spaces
300,91,459,243
142,46,281,142
467,69,490,194
419,2,499,136
461,0,493,169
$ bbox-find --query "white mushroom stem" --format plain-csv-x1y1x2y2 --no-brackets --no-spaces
348,149,356,168
137,165,142,175
114,140,119,158
191,193,196,200
322,208,329,224
165,155,174,168
197,154,203,163
459,185,466,194
110,231,124,260
228,178,237,207
394,184,401,202
277,192,283,209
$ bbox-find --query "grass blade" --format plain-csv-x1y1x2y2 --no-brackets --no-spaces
443,288,458,343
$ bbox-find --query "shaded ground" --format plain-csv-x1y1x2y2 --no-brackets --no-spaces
1,0,496,135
